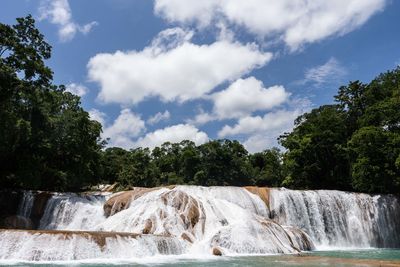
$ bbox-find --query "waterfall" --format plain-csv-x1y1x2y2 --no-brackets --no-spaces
2,186,399,262
17,191,35,218
39,193,107,230
269,188,400,248
96,186,310,255
0,229,184,261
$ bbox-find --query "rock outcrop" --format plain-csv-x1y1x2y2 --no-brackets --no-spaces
3,215,33,230
244,186,270,208
212,247,223,256
30,192,52,228
103,187,158,217
0,190,22,228
103,186,177,217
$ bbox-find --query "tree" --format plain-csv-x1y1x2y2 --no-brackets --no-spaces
249,148,284,187
348,126,400,193
0,16,103,191
279,105,350,190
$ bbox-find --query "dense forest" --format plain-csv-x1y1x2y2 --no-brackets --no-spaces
1,16,399,194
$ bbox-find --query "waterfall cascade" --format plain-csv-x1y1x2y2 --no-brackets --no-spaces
0,186,399,262
268,188,400,248
17,191,34,219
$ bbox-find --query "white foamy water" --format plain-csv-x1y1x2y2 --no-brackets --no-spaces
39,193,107,230
2,186,399,262
0,230,184,261
17,191,35,218
269,188,400,248
97,186,304,255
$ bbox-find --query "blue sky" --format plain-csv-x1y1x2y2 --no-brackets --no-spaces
2,0,400,152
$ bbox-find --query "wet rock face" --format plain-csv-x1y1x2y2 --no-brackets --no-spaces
244,187,270,209
30,192,52,228
0,190,22,226
161,190,202,229
3,215,33,230
103,187,160,217
212,247,223,256
283,226,315,251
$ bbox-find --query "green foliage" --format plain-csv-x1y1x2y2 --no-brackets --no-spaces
249,148,284,187
348,126,400,193
280,67,400,194
2,16,399,194
279,105,350,190
0,16,102,191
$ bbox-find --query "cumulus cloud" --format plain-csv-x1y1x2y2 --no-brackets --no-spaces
135,124,209,149
147,110,171,125
218,98,312,152
65,83,88,97
303,58,347,86
212,77,290,119
188,77,290,125
187,109,216,125
102,109,146,149
88,108,107,126
219,109,301,153
218,109,300,138
39,0,97,42
87,27,271,105
154,0,387,50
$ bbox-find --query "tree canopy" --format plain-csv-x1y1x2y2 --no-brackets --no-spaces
0,16,103,191
1,16,399,194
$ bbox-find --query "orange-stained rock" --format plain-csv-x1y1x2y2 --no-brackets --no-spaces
244,186,270,208
160,190,201,229
142,219,153,234
104,186,177,217
104,188,156,217
181,232,194,243
212,247,223,256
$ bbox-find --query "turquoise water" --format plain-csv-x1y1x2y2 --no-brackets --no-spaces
2,249,400,267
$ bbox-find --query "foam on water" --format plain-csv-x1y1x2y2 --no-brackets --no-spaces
269,188,400,248
2,186,399,262
39,193,107,230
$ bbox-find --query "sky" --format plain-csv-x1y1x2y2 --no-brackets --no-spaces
1,0,400,152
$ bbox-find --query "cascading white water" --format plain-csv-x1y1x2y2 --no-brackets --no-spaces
0,230,184,261
39,193,107,230
269,188,400,248
2,186,399,262
97,186,310,255
17,191,35,218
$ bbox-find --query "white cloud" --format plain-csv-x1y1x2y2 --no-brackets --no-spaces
88,108,106,126
187,77,290,125
303,58,347,86
65,83,88,97
135,124,209,149
218,109,300,138
88,27,272,105
147,110,171,125
187,109,216,125
212,77,290,119
218,98,312,152
154,0,386,50
102,109,146,149
243,135,282,154
39,0,97,42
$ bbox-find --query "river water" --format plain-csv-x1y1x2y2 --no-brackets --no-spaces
1,249,400,266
